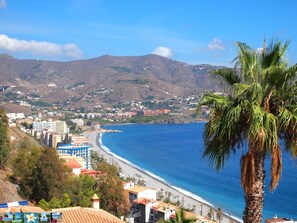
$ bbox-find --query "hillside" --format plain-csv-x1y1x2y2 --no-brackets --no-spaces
0,168,22,203
0,126,29,203
0,54,223,113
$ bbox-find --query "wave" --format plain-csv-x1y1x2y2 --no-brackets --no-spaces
98,132,243,223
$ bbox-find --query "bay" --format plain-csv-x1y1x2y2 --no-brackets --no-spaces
102,123,297,221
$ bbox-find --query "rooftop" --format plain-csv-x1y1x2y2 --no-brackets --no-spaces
133,198,156,205
51,206,125,223
265,217,295,223
151,201,177,214
65,158,82,169
0,206,45,213
127,185,156,194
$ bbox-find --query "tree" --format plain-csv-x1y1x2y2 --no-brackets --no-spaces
207,207,214,220
197,39,297,223
63,174,97,207
95,160,119,176
11,138,43,198
157,208,197,223
38,194,72,210
216,207,223,223
97,174,131,217
31,148,70,202
0,108,10,169
60,193,72,208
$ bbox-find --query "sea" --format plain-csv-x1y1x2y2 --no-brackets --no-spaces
101,123,297,221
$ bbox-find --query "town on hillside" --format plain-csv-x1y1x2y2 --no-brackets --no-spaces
0,113,220,223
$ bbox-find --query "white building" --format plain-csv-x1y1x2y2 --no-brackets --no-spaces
127,185,157,202
6,113,25,121
56,120,69,134
265,216,297,223
33,121,56,132
71,118,84,126
32,120,69,134
56,144,91,169
123,182,135,190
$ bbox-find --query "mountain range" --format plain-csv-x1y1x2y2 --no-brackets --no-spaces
0,53,224,113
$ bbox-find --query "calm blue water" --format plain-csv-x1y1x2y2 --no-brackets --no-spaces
102,123,297,221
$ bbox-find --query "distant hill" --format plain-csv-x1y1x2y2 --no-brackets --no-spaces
0,54,224,113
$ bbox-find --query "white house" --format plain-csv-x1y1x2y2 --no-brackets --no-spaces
126,185,157,202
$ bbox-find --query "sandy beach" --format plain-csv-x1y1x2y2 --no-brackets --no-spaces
84,131,242,223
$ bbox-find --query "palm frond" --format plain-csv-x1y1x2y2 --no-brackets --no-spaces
278,106,297,157
234,42,260,84
196,92,229,115
278,106,297,134
261,39,289,69
203,135,233,170
248,105,278,152
211,68,240,86
233,83,263,106
240,150,255,194
203,98,244,170
270,145,282,191
197,92,228,107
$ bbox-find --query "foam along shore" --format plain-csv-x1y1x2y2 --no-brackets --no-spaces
84,131,242,223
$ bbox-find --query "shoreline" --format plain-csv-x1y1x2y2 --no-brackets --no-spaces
84,131,242,223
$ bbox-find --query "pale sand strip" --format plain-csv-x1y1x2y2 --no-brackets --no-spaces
84,131,242,223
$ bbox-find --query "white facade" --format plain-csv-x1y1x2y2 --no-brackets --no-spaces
72,167,81,176
32,120,68,134
56,121,69,134
6,113,25,121
33,121,56,132
138,189,157,201
71,118,84,126
123,182,135,190
127,186,157,201
144,200,157,223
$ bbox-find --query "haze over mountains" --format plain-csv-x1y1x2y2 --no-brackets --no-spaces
0,53,224,113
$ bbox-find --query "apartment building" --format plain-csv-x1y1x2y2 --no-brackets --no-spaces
56,144,91,169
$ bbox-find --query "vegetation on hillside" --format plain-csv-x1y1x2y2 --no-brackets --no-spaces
0,115,130,216
0,108,10,169
92,152,131,216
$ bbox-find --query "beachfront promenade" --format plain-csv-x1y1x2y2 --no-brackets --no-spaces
84,131,242,223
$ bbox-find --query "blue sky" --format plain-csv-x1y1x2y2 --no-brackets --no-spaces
0,0,296,66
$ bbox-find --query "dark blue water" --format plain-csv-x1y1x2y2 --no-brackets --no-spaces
102,123,297,221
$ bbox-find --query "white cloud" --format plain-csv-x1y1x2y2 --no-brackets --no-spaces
0,0,6,8
152,46,173,58
207,38,224,51
193,38,225,53
0,34,83,59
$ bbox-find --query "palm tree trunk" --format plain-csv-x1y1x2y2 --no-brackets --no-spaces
243,151,265,223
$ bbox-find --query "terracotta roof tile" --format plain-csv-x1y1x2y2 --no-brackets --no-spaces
132,198,154,205
0,206,45,213
21,206,45,213
65,158,82,169
80,169,105,176
51,206,125,223
265,218,292,223
127,185,156,194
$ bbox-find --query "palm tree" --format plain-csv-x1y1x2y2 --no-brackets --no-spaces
157,208,197,223
216,207,223,223
197,39,297,223
207,207,214,220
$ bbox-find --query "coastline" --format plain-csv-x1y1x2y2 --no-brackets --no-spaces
84,131,242,223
